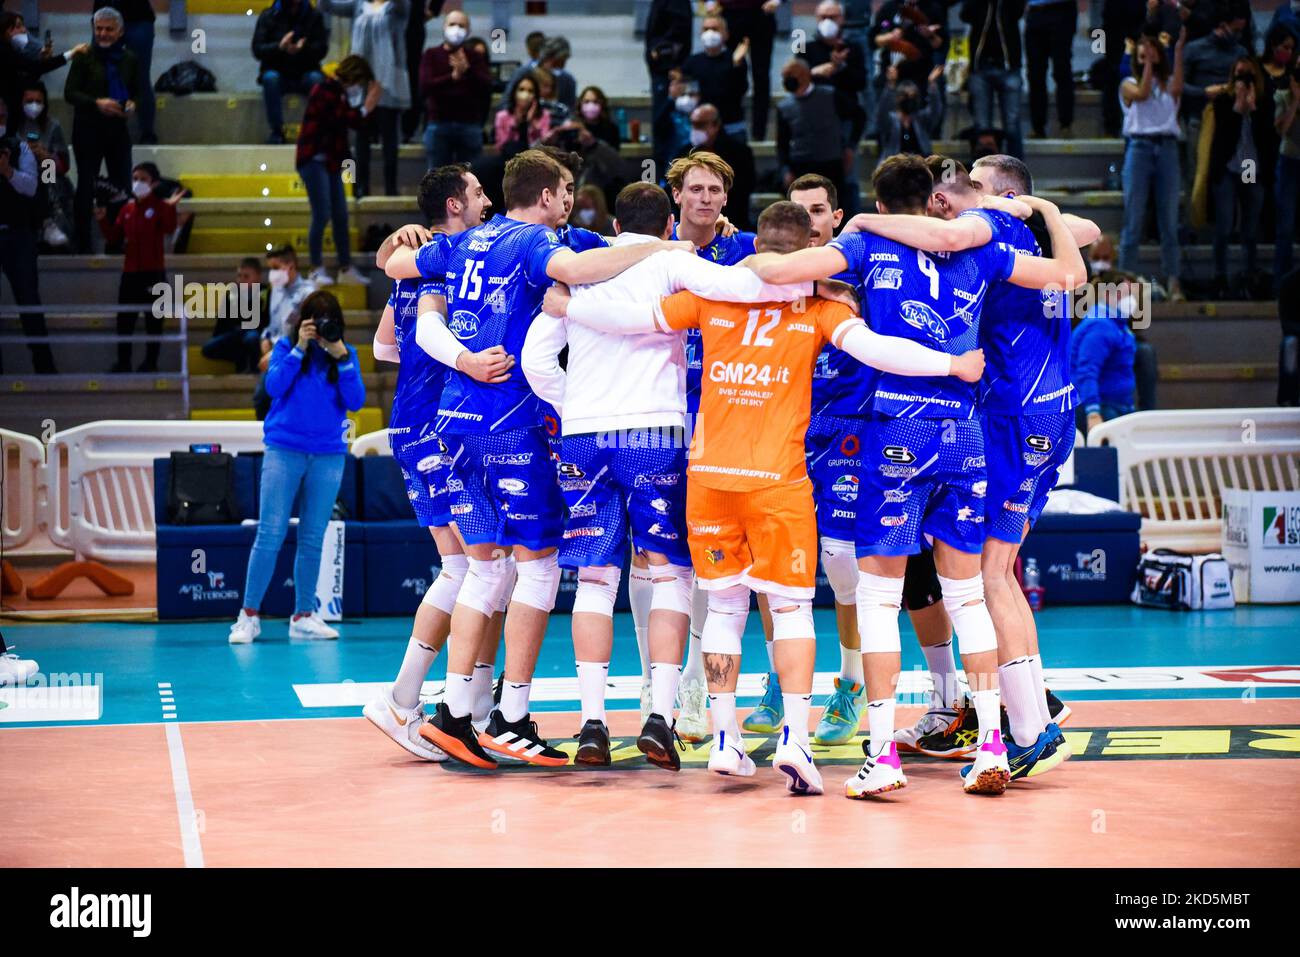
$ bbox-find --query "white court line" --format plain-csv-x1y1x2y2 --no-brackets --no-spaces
159,681,205,868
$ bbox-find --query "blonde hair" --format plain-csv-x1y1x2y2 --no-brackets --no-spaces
665,151,735,194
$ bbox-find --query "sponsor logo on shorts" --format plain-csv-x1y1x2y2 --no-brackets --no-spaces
1019,477,1035,492
564,526,606,539
560,479,592,492
831,509,854,519
704,548,724,565
1025,434,1053,453
448,310,480,339
971,480,987,498
1003,501,1030,514
568,502,597,518
647,522,678,539
956,506,983,523
446,478,464,492
832,475,860,502
880,514,907,527
558,462,585,478
497,478,529,495
634,473,680,487
879,465,918,478
417,454,440,472
882,445,915,465
407,489,420,501
450,504,473,515
872,267,902,290
485,453,532,465
505,513,539,521
1023,453,1049,466
962,456,986,470
839,434,861,457
883,488,911,503
650,497,671,514
691,524,722,535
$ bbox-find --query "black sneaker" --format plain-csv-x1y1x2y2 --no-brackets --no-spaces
420,701,498,769
478,709,569,766
492,672,504,706
637,713,683,772
574,719,611,766
1046,688,1072,726
914,701,981,759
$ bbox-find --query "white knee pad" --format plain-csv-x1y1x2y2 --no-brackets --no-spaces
820,538,860,606
511,553,562,613
938,573,997,656
856,572,904,654
770,597,814,640
492,558,517,613
573,564,621,617
649,563,693,616
422,553,469,614
457,555,512,617
700,583,749,655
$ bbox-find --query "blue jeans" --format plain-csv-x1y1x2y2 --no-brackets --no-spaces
1119,136,1181,283
1212,169,1265,280
242,447,345,614
261,69,325,137
123,20,156,140
297,158,350,270
968,67,1024,158
1275,154,1300,289
424,121,484,170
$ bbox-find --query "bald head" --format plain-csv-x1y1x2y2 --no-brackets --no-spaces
815,1,843,21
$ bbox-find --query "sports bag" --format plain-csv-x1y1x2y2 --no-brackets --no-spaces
1131,549,1235,610
166,451,240,525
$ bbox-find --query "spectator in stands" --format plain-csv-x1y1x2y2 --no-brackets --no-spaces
65,7,139,255
262,245,315,347
1119,29,1186,301
1025,0,1078,138
402,1,441,141
711,0,779,140
572,184,614,235
1098,1,1147,139
201,257,268,373
252,0,328,145
227,290,366,645
1202,57,1279,299
675,103,755,228
1072,271,1139,434
532,66,572,128
681,13,750,141
493,73,551,153
321,0,410,198
575,86,622,148
1,12,87,123
97,161,181,373
1275,62,1300,288
18,82,75,250
0,98,55,374
1271,0,1300,45
295,54,378,287
419,8,492,170
645,0,693,179
875,63,943,163
777,59,846,198
94,1,156,144
806,0,867,211
665,74,698,159
1181,1,1249,118
1263,23,1296,98
1088,231,1118,273
962,0,1026,157
869,0,947,115
507,36,576,110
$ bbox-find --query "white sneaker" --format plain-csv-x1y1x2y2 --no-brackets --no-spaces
336,265,370,285
639,675,652,727
363,690,447,762
307,268,335,286
288,612,339,640
0,652,39,685
228,610,261,645
845,741,907,798
707,729,755,777
961,730,1011,795
675,676,708,742
42,221,70,248
894,707,957,752
772,726,823,795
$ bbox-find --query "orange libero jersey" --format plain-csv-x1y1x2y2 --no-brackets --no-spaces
656,291,856,491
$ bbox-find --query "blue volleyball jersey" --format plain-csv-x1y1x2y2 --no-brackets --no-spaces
810,268,875,417
556,224,609,251
414,213,563,435
672,226,756,412
829,230,1016,420
388,274,445,431
961,208,1079,416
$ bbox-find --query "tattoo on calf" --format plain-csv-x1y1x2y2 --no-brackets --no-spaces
704,653,736,686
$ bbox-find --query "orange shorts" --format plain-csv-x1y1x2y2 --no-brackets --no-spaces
686,480,819,600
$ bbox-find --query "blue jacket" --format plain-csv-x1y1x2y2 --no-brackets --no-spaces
263,337,366,454
1070,309,1136,414
1271,4,1300,45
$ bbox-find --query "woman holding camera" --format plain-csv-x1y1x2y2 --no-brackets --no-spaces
229,291,366,644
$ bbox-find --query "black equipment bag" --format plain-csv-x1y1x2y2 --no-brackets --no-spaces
166,451,240,525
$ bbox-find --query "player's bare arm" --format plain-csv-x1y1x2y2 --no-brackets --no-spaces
981,193,1101,248
375,223,433,271
373,303,399,363
545,238,695,285
837,211,994,253
1006,197,1088,291
744,245,850,284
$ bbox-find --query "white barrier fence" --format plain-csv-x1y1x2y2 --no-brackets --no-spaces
1088,408,1300,552
350,429,392,457
1,428,47,553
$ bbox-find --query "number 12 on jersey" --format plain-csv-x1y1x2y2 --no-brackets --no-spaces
741,308,781,347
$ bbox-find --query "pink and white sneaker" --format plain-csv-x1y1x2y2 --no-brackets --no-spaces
961,730,1011,795
845,741,907,798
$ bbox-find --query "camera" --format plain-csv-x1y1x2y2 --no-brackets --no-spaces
316,316,343,342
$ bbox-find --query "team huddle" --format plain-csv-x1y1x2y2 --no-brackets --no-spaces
362,142,1096,798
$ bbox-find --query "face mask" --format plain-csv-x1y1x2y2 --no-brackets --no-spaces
10,32,28,50
346,86,364,108
689,127,710,147
1117,294,1138,318
575,208,597,226
268,268,290,288
782,75,800,93
516,90,535,105
817,19,840,40
701,30,723,51
1090,258,1112,273
23,101,43,119
444,24,467,46
580,101,602,121
676,94,698,114
132,180,152,199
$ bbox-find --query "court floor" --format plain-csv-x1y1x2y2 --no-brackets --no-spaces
3,605,1299,867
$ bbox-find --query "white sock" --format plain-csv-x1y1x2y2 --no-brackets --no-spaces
650,661,681,721
629,565,654,679
709,691,740,739
575,660,608,725
499,680,531,724
999,658,1045,745
469,662,494,722
866,697,895,758
1028,653,1052,726
391,635,438,710
682,631,705,683
921,639,958,710
971,688,1002,743
444,671,474,718
782,693,812,747
764,639,775,674
839,641,864,685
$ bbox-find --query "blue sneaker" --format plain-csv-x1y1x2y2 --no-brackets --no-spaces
1006,729,1067,781
1046,720,1072,760
813,677,866,745
742,672,783,733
